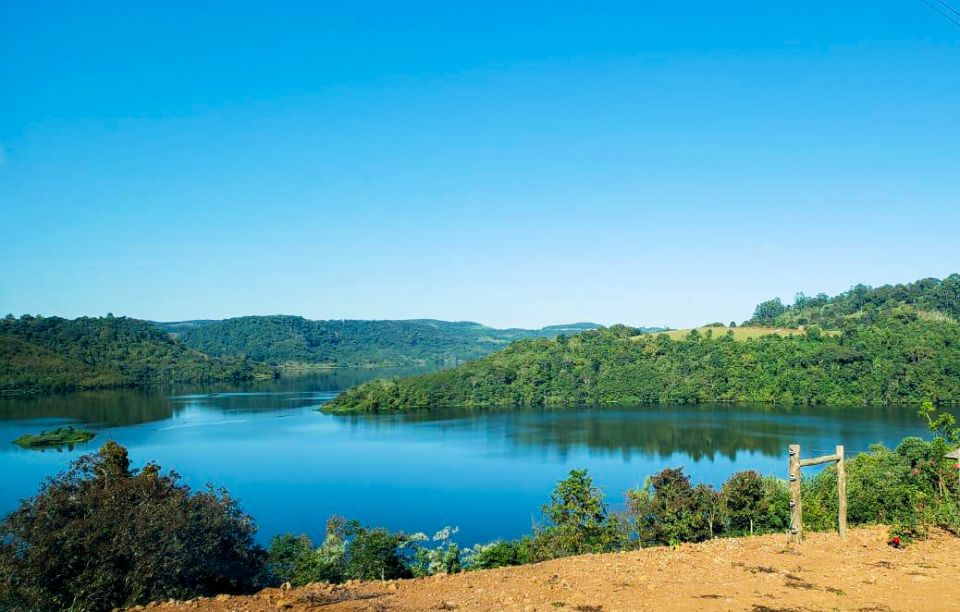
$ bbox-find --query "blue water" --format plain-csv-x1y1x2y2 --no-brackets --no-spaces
0,370,937,547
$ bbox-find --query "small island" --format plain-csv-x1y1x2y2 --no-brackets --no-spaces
13,426,96,449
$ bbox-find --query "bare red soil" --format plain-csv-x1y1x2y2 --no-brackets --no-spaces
143,526,959,611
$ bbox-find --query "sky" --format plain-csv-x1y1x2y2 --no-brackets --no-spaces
1,1,959,329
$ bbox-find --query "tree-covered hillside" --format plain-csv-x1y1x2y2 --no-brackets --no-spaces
326,277,960,413
159,316,611,368
0,315,275,394
747,274,960,328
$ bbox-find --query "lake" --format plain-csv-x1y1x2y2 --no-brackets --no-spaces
0,369,938,547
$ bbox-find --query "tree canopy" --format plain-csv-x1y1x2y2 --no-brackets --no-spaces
0,442,265,611
327,276,960,412
0,315,275,394
162,316,606,368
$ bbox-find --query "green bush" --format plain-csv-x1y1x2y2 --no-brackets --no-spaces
722,471,766,535
344,522,413,581
463,539,531,570
629,468,720,546
719,471,789,536
267,517,346,586
409,527,462,577
0,442,265,612
529,469,624,561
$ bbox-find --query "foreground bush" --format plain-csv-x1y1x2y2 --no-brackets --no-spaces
268,518,416,585
0,442,265,612
802,436,960,536
528,469,626,561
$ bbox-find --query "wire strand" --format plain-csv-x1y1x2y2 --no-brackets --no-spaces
936,0,960,17
918,0,960,28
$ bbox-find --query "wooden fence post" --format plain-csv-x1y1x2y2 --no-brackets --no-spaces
788,444,802,544
836,445,847,539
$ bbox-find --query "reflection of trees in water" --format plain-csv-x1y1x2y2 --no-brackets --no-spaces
0,391,175,426
340,404,930,462
0,367,440,426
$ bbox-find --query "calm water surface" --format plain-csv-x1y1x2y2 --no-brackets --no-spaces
0,369,937,546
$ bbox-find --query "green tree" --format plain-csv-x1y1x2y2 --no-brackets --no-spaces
722,471,767,535
0,442,265,612
344,522,412,581
629,468,718,546
267,517,347,586
751,298,786,325
531,469,623,560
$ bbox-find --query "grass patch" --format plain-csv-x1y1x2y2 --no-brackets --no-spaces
647,326,840,341
13,426,96,449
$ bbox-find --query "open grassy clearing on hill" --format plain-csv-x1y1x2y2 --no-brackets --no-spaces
650,325,841,341
150,526,959,612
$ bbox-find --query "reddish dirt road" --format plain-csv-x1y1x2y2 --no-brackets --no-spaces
145,526,959,611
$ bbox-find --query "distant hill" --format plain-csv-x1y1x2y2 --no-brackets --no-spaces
0,315,275,394
326,275,960,413
158,316,614,368
746,274,960,328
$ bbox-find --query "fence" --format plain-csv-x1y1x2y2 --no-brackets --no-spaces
788,444,846,544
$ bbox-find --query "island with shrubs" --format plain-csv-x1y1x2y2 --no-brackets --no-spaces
12,426,97,450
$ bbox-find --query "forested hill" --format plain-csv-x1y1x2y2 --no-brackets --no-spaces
326,275,960,413
0,315,275,394
748,274,960,328
158,316,614,368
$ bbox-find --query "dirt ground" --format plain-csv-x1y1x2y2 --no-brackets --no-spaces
144,526,960,611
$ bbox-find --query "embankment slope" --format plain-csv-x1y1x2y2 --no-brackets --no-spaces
152,526,957,611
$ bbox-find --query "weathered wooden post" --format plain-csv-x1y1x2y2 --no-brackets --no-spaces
836,445,847,538
788,444,802,544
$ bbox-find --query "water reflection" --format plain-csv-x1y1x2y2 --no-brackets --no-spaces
342,403,928,461
0,366,434,427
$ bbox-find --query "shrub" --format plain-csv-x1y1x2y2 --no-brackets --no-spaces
267,517,347,586
344,522,412,581
722,471,766,535
529,469,624,561
0,442,265,612
409,526,462,577
629,468,719,546
463,539,530,570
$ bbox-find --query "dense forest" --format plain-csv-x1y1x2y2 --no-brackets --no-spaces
0,315,275,394
747,274,960,328
326,275,960,412
158,316,607,368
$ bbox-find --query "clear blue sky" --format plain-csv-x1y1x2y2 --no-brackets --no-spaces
1,1,958,329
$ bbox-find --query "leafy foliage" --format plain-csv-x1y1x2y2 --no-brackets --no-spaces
0,442,265,611
721,471,769,535
0,315,276,394
266,519,347,586
528,469,624,561
12,426,95,449
801,437,960,538
461,539,530,570
266,518,418,585
628,468,720,546
343,522,413,581
164,316,606,368
746,274,960,328
328,304,960,412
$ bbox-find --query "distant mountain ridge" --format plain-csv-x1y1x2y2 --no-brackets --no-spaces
1,314,637,395
0,315,274,394
156,316,617,368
